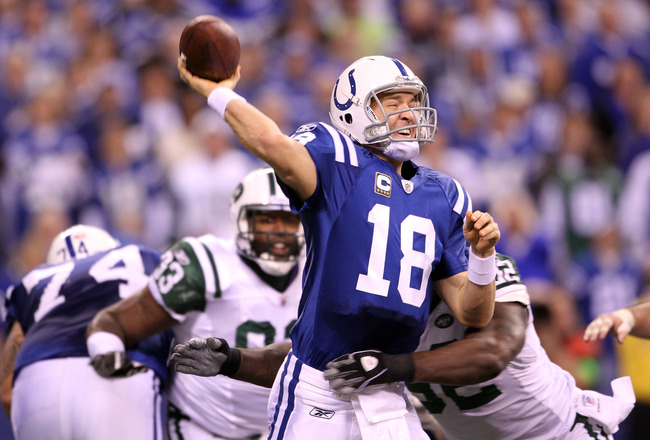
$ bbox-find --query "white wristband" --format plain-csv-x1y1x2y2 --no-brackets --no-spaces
467,251,496,285
207,87,246,118
87,331,126,358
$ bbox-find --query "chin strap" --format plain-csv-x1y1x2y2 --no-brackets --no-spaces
383,141,420,161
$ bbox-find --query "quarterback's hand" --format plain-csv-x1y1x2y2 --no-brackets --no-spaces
177,57,241,98
323,350,414,395
170,337,241,377
90,351,148,378
463,210,500,256
584,309,636,344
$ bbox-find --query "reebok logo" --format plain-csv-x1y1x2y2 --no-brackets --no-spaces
309,407,335,419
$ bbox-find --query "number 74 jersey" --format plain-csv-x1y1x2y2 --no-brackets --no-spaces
5,244,170,382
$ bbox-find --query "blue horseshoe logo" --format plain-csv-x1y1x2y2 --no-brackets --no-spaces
333,68,356,110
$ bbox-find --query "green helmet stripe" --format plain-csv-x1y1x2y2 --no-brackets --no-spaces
266,170,276,196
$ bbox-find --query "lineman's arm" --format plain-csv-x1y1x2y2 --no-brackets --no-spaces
324,302,527,394
410,302,527,384
171,338,291,388
437,210,500,328
235,342,292,387
177,60,316,202
85,286,177,377
0,321,24,416
584,299,650,344
87,286,176,347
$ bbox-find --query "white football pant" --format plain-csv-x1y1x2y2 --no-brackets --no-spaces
11,357,164,440
267,352,429,440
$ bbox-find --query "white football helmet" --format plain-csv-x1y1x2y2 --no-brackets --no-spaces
230,168,304,276
329,55,437,148
47,224,120,264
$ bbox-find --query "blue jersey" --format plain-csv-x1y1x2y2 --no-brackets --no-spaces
5,244,173,384
281,123,472,370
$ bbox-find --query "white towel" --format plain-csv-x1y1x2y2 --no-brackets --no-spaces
350,383,409,440
574,376,636,434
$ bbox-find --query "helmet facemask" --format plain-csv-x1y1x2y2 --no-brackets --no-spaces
363,85,438,148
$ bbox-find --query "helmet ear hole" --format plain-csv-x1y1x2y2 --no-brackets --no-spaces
344,113,353,124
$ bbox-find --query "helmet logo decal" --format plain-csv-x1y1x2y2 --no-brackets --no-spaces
232,183,244,203
333,68,356,111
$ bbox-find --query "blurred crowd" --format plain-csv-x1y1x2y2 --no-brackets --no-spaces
1,0,650,437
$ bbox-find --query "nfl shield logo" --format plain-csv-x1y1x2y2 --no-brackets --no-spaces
402,180,413,194
583,395,597,406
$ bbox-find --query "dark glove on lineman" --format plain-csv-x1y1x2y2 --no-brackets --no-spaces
90,351,149,378
170,337,241,377
323,350,414,394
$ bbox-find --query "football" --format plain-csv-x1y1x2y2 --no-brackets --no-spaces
179,15,240,82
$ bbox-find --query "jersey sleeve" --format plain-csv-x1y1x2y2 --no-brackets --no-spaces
432,177,473,280
149,237,221,322
494,253,530,305
281,122,362,213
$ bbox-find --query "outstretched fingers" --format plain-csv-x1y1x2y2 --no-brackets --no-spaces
583,316,615,342
583,310,634,344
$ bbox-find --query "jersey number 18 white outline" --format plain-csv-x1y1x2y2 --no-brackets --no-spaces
356,203,436,308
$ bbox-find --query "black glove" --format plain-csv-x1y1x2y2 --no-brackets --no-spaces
90,351,149,378
323,349,414,394
170,337,241,377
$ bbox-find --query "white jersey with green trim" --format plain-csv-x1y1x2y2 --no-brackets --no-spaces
408,253,581,440
148,234,302,438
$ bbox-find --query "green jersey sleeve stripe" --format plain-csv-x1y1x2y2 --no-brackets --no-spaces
185,237,217,296
201,243,222,298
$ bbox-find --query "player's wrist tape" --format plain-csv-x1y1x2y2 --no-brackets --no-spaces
87,331,126,358
467,251,496,285
218,342,242,377
207,87,246,118
384,353,415,383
